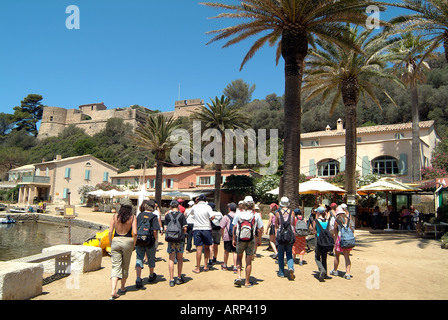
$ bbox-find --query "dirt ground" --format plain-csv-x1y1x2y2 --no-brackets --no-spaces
31,205,448,301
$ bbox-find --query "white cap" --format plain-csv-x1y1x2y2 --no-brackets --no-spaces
280,196,290,207
243,196,254,204
340,203,348,209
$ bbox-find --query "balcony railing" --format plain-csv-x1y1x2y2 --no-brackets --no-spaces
20,175,51,184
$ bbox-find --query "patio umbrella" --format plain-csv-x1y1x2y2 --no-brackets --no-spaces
299,178,347,195
357,177,420,230
267,187,279,195
88,190,107,197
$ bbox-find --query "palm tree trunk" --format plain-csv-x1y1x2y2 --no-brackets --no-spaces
342,77,359,197
155,160,163,205
444,31,448,62
214,163,222,211
410,82,421,182
281,29,307,208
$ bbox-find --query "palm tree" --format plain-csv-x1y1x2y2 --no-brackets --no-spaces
390,32,437,182
190,95,249,210
302,27,402,197
388,0,448,62
133,113,178,205
200,0,382,207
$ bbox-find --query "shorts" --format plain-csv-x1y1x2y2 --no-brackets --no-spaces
167,241,185,254
212,229,221,245
224,240,236,253
236,239,255,256
193,230,213,247
135,244,156,269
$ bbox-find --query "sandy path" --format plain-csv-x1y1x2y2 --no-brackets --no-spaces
31,205,448,300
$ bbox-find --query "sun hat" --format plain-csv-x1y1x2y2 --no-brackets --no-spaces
330,202,337,208
279,196,290,207
336,206,345,215
340,203,348,209
188,200,194,206
238,200,244,205
270,203,278,209
177,199,184,203
316,206,326,213
254,204,260,210
243,195,254,204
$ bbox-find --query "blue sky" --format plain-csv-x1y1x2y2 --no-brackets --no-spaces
0,0,409,114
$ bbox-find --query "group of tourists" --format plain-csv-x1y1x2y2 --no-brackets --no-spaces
107,194,356,299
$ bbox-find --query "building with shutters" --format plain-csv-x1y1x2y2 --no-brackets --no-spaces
8,155,118,205
300,119,440,183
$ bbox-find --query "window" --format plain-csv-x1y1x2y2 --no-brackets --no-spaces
85,162,92,167
311,140,319,147
64,168,71,178
85,169,91,180
372,156,399,175
63,188,70,199
395,133,404,140
199,176,211,185
317,159,339,177
103,172,109,182
357,137,362,143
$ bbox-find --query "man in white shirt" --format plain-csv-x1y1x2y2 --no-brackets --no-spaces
191,194,215,273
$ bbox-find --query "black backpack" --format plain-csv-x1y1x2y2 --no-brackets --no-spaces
315,219,335,252
276,209,295,245
136,213,156,247
165,212,183,242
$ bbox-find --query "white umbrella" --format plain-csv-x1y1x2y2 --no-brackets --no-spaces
104,189,123,198
88,190,107,197
299,178,347,194
267,187,279,195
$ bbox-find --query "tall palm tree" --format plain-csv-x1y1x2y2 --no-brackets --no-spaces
190,95,249,210
303,27,402,197
201,0,382,207
133,113,178,205
388,0,448,62
390,32,437,182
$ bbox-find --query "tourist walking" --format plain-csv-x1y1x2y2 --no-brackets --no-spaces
330,206,353,280
265,203,278,259
253,204,264,260
164,200,188,287
191,194,215,273
232,196,263,288
209,202,223,266
220,202,237,272
108,204,137,299
184,200,195,253
292,208,307,266
135,200,160,289
312,206,334,282
275,197,296,280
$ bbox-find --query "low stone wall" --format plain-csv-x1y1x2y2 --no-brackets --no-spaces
0,213,108,230
0,262,43,300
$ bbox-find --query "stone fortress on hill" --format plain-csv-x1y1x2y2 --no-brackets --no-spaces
37,99,204,139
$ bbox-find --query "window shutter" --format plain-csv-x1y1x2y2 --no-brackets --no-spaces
362,156,370,176
63,188,69,199
65,168,71,178
103,172,109,182
85,170,91,180
340,156,346,172
398,153,408,175
163,179,166,189
210,176,215,185
309,159,316,176
196,177,200,186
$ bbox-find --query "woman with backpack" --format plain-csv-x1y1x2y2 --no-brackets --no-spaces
330,206,353,280
275,197,296,280
220,202,237,272
312,206,333,282
164,200,188,287
292,208,307,266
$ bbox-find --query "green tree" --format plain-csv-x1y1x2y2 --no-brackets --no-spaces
223,79,256,108
303,28,401,197
132,114,178,205
201,0,381,207
191,95,250,210
13,94,45,137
